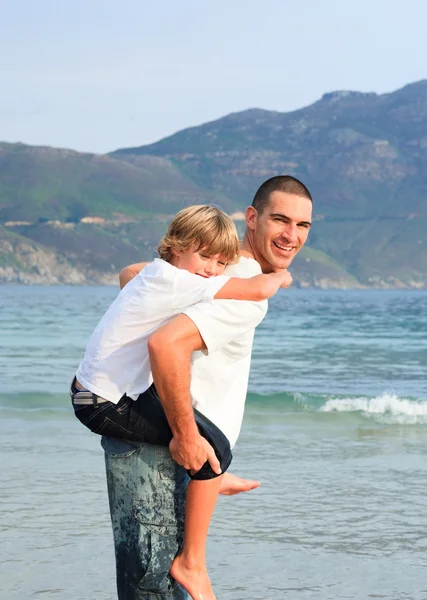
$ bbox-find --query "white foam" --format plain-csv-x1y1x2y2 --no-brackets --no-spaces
320,393,427,425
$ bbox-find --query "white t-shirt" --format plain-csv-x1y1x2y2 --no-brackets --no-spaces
184,257,267,447
76,259,230,403
77,256,268,449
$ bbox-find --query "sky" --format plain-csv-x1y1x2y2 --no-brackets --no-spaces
1,0,426,154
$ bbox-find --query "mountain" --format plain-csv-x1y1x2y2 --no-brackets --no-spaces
111,80,427,287
112,81,427,216
1,80,427,286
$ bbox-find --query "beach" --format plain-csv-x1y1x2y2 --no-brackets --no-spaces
1,286,427,599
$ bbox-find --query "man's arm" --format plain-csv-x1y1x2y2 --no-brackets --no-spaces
147,314,221,475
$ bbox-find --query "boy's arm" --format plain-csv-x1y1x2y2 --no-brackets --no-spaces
120,262,292,300
214,270,292,301
119,262,149,289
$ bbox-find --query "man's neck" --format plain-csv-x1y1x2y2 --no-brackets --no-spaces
240,232,272,273
239,234,255,261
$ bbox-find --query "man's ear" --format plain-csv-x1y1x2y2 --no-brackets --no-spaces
245,206,258,231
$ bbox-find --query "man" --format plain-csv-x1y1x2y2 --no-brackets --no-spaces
104,175,313,599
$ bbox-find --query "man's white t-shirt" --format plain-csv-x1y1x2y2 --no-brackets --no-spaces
77,256,267,448
184,257,267,447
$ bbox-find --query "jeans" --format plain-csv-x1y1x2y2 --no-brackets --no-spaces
102,436,189,600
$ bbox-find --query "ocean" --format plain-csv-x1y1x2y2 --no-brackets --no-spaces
1,286,427,600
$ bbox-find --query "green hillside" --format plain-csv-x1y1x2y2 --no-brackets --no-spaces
0,142,238,223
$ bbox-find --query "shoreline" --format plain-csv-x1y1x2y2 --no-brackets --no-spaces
1,279,426,290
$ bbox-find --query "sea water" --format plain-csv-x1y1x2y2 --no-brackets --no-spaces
1,286,427,600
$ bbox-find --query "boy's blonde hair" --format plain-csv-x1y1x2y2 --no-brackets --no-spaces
158,205,240,264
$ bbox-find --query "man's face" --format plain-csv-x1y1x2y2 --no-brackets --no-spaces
246,191,312,272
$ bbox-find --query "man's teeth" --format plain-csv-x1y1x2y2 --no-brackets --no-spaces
274,242,292,251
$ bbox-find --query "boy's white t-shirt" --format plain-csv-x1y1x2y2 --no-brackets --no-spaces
77,258,230,404
77,256,268,448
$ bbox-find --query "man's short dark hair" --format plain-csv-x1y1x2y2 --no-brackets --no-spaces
252,175,313,214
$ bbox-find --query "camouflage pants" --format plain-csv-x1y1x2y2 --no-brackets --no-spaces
102,436,189,600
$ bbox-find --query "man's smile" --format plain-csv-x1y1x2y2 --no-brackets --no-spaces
273,241,294,254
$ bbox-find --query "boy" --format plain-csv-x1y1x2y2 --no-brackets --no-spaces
71,205,291,600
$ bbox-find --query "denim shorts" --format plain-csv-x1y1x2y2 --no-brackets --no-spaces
72,381,232,480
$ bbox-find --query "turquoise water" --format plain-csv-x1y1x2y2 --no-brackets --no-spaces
1,286,427,599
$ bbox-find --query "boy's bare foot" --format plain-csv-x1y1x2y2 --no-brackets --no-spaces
219,472,261,496
170,554,216,600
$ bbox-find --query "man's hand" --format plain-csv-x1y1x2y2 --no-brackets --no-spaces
169,434,222,475
219,472,261,496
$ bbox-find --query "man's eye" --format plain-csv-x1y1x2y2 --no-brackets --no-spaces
200,254,209,259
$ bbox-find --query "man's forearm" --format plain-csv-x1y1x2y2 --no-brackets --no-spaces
147,314,221,474
147,315,205,438
148,332,198,439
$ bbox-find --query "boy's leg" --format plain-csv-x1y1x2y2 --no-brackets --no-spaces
170,476,223,600
102,436,189,600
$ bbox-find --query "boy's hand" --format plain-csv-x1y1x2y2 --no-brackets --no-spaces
270,269,293,289
278,269,292,288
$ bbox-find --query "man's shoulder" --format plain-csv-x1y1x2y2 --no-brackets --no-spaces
182,254,267,348
224,256,262,278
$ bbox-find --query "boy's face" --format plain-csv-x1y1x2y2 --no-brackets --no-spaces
172,245,228,277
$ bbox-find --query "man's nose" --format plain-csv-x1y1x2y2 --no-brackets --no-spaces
282,222,298,243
